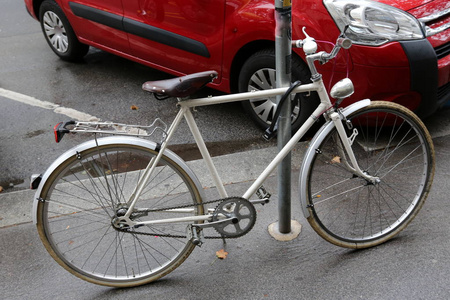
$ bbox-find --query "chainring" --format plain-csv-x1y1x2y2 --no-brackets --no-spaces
211,197,257,238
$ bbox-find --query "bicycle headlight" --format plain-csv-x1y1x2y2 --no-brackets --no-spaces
324,0,425,46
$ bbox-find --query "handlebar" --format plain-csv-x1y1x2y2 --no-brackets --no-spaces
292,28,352,61
336,37,352,49
292,27,352,81
318,37,352,64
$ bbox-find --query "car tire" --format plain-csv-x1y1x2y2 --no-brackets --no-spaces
239,49,320,133
39,0,89,61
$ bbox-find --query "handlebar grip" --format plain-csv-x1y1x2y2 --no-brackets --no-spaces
337,38,352,49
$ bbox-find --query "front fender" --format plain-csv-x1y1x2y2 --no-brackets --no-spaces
32,136,205,224
299,99,371,218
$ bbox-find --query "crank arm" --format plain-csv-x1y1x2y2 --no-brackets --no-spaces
192,217,238,229
250,198,270,205
188,218,238,246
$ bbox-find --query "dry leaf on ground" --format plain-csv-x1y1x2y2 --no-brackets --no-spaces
216,249,228,260
331,156,341,164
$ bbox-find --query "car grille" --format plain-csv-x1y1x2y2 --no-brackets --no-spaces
416,4,449,59
435,42,450,59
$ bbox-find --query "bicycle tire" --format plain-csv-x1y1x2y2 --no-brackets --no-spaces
304,101,435,249
36,140,204,287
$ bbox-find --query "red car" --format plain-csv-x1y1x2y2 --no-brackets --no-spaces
24,0,449,131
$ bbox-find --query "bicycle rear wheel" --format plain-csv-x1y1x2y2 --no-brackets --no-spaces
305,102,434,249
36,141,204,287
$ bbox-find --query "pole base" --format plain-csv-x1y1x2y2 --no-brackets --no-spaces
268,220,302,241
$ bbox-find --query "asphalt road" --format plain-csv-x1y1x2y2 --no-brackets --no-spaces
2,1,450,299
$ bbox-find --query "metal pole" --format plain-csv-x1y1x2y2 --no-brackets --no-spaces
275,0,292,233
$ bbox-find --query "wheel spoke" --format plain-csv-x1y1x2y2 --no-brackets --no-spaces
38,144,203,286
306,102,434,248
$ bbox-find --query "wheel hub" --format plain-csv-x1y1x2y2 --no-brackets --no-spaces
111,205,131,229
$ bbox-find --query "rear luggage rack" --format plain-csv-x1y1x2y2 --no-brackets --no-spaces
54,118,168,144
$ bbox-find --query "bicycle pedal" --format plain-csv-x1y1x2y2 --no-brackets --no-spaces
187,224,204,247
254,186,271,205
263,129,276,141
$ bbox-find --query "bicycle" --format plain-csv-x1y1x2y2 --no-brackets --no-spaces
31,29,435,287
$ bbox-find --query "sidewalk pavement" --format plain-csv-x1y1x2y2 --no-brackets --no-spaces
0,143,308,228
2,105,450,228
0,105,450,229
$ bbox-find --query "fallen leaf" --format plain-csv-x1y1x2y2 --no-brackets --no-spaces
0,186,3,193
216,249,228,260
130,105,139,110
331,156,341,164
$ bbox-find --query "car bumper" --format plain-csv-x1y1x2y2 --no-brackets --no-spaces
24,0,37,20
400,39,439,118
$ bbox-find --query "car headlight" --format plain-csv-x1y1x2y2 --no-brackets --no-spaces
324,0,425,46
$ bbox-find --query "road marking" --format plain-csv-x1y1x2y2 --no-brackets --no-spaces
0,88,100,121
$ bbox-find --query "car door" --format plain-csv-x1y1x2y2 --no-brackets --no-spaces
64,0,130,52
122,0,226,78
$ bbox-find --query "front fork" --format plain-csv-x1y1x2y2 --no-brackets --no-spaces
329,111,380,185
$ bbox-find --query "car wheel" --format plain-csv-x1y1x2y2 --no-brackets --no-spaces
239,49,319,133
39,0,89,61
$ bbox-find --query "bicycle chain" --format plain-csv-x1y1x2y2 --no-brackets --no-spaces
118,197,251,240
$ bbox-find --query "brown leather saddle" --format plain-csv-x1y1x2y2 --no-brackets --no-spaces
142,70,218,99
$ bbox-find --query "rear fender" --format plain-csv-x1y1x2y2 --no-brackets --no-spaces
32,136,205,224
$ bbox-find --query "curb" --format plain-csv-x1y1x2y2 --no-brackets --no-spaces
0,144,308,228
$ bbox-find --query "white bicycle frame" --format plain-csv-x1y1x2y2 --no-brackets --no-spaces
36,32,377,228
120,76,376,228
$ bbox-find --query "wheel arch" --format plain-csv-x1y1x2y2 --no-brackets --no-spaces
32,136,206,224
31,0,59,21
229,40,273,94
229,40,308,94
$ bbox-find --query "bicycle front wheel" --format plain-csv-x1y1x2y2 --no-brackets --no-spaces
305,102,435,249
36,141,204,287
